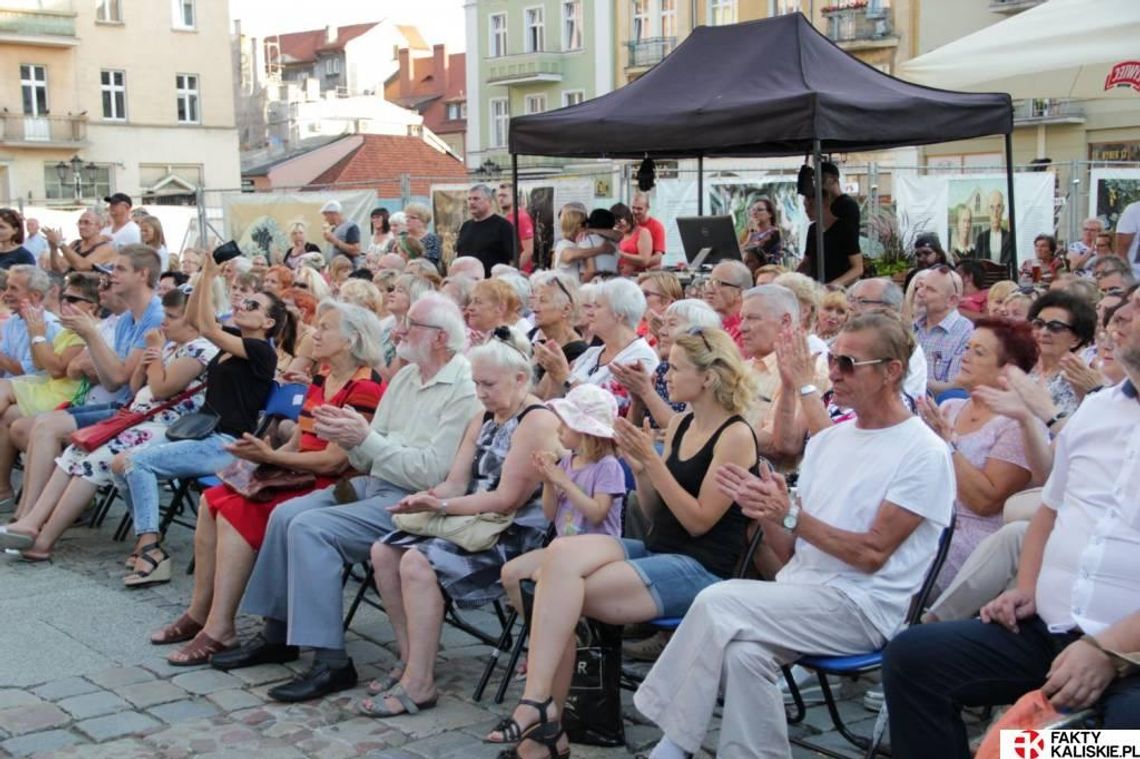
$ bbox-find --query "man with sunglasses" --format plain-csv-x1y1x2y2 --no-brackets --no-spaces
1093,255,1136,296
636,312,953,758
882,283,1140,757
214,293,481,702
913,265,974,396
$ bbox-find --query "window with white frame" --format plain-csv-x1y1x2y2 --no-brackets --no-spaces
324,57,341,76
632,0,650,41
490,98,509,147
524,7,545,52
562,90,584,108
489,13,508,57
175,73,199,123
710,0,736,25
525,94,546,114
660,0,677,37
562,0,583,50
172,0,195,29
100,70,126,120
446,102,466,120
771,0,800,14
20,64,47,116
95,0,122,23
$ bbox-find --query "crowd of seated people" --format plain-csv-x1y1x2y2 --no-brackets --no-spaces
1,191,1137,759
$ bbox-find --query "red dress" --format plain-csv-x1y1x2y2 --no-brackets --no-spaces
204,367,384,549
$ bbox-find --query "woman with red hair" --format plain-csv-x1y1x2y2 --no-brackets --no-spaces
915,317,1041,589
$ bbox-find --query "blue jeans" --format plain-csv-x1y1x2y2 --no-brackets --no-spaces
113,433,235,536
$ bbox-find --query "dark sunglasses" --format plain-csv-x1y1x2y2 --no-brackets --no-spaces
1030,318,1073,334
828,353,887,374
688,326,713,352
241,298,263,312
62,294,96,305
293,282,309,290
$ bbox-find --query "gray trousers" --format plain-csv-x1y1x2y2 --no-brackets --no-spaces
240,476,405,650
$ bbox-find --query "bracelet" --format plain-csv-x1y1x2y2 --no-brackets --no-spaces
1046,411,1069,429
439,500,448,515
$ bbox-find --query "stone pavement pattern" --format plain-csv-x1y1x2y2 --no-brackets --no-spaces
0,502,890,758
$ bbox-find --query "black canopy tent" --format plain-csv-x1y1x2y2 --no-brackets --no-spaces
505,12,1016,281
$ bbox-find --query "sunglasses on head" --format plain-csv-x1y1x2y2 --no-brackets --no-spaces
827,353,888,374
492,325,529,357
551,276,573,303
687,326,713,352
1030,318,1073,334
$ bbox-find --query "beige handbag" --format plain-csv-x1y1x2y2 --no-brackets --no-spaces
392,511,512,553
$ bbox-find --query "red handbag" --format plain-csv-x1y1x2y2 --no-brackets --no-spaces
68,383,206,453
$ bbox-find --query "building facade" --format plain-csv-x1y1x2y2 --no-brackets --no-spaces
386,44,468,160
0,0,240,205
465,0,615,171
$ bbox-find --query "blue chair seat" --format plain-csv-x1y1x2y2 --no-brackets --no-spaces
798,650,883,673
650,617,683,631
198,476,221,488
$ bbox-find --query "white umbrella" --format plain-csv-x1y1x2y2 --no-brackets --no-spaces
898,0,1140,99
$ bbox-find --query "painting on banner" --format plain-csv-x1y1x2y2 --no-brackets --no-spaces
1088,167,1140,231
894,173,1054,267
223,190,375,261
707,178,806,262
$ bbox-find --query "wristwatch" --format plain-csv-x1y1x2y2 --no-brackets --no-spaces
799,384,819,397
30,336,48,346
782,489,801,532
439,500,449,515
1046,411,1069,429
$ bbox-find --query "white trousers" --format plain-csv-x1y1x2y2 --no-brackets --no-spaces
634,579,884,759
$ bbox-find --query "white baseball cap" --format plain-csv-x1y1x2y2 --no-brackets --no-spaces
548,384,619,439
319,200,342,214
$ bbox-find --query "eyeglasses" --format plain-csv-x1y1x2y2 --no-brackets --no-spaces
641,289,665,300
404,317,443,331
688,326,713,353
1030,318,1073,334
711,278,742,290
849,297,888,308
828,353,888,374
62,294,95,305
293,282,309,290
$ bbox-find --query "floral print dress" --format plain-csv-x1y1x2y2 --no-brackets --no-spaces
55,338,218,485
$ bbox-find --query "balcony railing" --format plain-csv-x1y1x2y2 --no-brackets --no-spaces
989,0,1044,14
821,7,895,46
1013,98,1086,125
626,37,677,70
0,0,77,41
486,51,564,86
0,112,86,147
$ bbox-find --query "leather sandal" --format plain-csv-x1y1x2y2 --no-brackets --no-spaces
366,660,406,695
167,630,236,667
497,720,569,759
123,544,171,587
357,683,438,717
485,696,557,744
150,613,204,645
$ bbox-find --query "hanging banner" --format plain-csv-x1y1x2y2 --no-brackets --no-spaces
895,173,1054,267
1088,167,1140,230
707,176,808,260
222,190,375,261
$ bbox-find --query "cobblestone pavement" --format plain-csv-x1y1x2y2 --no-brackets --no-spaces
0,499,889,758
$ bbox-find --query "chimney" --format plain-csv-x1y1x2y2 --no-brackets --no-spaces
326,25,337,44
398,47,411,99
433,44,447,94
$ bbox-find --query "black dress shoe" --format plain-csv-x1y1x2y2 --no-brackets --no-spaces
209,634,299,671
267,659,358,703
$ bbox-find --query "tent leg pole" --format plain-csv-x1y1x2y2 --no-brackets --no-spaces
1004,133,1017,280
698,155,704,216
813,140,826,285
511,153,521,269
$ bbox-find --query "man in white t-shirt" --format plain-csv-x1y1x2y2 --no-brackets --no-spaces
1115,199,1140,278
634,312,955,759
882,283,1140,757
101,193,141,252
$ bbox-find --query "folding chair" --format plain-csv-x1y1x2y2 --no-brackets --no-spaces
786,517,957,759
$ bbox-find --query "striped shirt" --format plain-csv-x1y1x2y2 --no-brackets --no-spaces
914,310,974,385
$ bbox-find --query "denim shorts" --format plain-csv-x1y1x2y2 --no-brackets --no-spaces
620,538,724,618
65,402,123,429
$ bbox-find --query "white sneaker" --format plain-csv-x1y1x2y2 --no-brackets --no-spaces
862,687,884,712
780,664,822,705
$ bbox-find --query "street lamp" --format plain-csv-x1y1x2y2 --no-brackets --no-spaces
479,159,500,177
54,155,99,201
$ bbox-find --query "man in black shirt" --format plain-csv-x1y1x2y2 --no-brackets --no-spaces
818,161,863,286
455,184,515,277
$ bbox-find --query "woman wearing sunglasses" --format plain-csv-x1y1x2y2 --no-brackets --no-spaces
106,253,296,585
1025,290,1097,417
0,288,218,564
0,273,101,508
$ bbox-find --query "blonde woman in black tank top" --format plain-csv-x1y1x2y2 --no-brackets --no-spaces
485,327,759,759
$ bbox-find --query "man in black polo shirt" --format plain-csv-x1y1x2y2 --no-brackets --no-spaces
455,184,515,277
801,162,863,287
